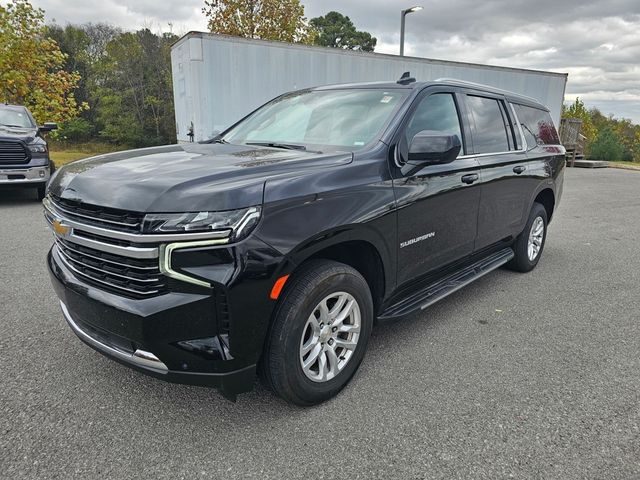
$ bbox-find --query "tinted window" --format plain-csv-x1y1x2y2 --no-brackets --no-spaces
466,95,511,154
513,104,560,146
405,93,464,154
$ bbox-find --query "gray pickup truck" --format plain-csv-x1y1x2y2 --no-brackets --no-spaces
0,104,57,200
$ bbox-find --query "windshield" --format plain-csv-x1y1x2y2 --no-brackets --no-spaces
0,106,35,128
223,89,409,152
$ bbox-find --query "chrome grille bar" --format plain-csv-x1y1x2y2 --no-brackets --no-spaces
56,238,158,271
55,249,163,297
44,211,159,259
44,197,232,244
45,194,231,296
56,245,163,284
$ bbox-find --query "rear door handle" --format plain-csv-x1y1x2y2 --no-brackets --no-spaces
461,173,479,184
513,165,526,174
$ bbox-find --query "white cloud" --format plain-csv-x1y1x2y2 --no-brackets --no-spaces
5,0,640,121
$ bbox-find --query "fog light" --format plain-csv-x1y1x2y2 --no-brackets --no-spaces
176,336,233,360
39,170,45,178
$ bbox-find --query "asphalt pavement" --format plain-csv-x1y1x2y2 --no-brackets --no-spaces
1,167,639,479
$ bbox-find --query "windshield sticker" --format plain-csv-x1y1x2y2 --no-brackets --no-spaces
380,96,393,103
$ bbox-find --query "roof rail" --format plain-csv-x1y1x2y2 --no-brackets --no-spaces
434,78,540,103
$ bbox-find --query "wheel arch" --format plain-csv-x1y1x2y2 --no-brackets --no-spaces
533,187,556,223
285,226,393,315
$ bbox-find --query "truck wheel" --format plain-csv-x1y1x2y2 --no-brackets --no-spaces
36,183,46,201
261,260,373,405
508,202,548,272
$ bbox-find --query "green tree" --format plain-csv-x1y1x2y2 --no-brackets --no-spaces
93,29,177,146
46,24,94,140
612,117,636,161
47,23,122,142
310,11,376,51
563,97,596,144
0,0,86,124
588,126,625,161
202,0,314,44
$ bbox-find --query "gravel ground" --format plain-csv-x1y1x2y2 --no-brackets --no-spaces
1,167,639,479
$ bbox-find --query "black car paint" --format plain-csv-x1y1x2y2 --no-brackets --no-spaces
46,81,564,399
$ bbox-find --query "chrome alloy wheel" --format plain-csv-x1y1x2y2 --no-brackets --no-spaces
299,292,361,383
527,216,545,261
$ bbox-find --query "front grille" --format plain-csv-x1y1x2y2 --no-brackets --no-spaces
0,140,30,165
55,238,167,298
51,196,143,233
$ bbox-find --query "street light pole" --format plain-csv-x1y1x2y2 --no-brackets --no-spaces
400,6,423,56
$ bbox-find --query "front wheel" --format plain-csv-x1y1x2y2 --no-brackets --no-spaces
508,202,548,272
260,260,373,405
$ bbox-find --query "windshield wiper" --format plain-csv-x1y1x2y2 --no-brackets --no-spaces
0,124,26,128
246,141,307,151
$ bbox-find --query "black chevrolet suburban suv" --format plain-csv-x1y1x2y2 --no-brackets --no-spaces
45,76,564,405
0,104,57,200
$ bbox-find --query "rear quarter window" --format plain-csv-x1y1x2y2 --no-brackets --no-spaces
512,104,559,147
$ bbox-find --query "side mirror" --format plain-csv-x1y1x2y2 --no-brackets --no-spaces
39,122,58,133
408,130,461,165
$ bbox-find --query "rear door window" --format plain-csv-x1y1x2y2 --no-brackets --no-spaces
466,95,512,154
512,104,560,147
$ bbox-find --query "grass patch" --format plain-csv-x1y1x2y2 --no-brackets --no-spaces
608,161,640,171
49,142,127,167
50,150,98,166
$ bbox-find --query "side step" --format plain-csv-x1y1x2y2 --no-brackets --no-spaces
379,248,514,320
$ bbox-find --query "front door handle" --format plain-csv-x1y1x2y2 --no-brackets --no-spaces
513,165,526,174
461,173,479,185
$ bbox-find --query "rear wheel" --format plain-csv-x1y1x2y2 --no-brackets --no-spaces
508,202,548,272
260,260,373,405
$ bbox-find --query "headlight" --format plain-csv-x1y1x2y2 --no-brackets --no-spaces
142,206,261,241
28,143,47,154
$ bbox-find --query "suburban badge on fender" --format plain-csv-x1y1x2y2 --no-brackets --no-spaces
400,232,436,248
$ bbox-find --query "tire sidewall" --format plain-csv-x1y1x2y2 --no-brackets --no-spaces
277,268,373,404
517,203,548,270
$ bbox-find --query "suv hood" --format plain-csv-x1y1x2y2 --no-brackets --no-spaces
48,143,353,212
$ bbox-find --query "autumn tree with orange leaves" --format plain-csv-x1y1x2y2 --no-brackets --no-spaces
0,0,87,124
203,0,315,44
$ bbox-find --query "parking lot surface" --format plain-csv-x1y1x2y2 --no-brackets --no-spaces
1,168,639,479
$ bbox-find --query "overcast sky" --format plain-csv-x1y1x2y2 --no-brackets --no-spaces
17,0,640,122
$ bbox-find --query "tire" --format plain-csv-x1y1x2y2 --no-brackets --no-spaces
36,183,46,201
260,259,373,406
508,202,548,272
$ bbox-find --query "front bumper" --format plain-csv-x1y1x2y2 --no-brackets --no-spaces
0,165,49,185
48,248,259,400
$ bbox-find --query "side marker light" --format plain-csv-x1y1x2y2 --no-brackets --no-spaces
270,274,290,300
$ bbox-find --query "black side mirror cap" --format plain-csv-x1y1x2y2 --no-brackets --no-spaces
408,130,461,164
39,122,58,132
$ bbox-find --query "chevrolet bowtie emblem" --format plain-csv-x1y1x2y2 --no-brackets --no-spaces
52,219,70,236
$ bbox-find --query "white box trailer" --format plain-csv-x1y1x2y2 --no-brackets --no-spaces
171,32,567,143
